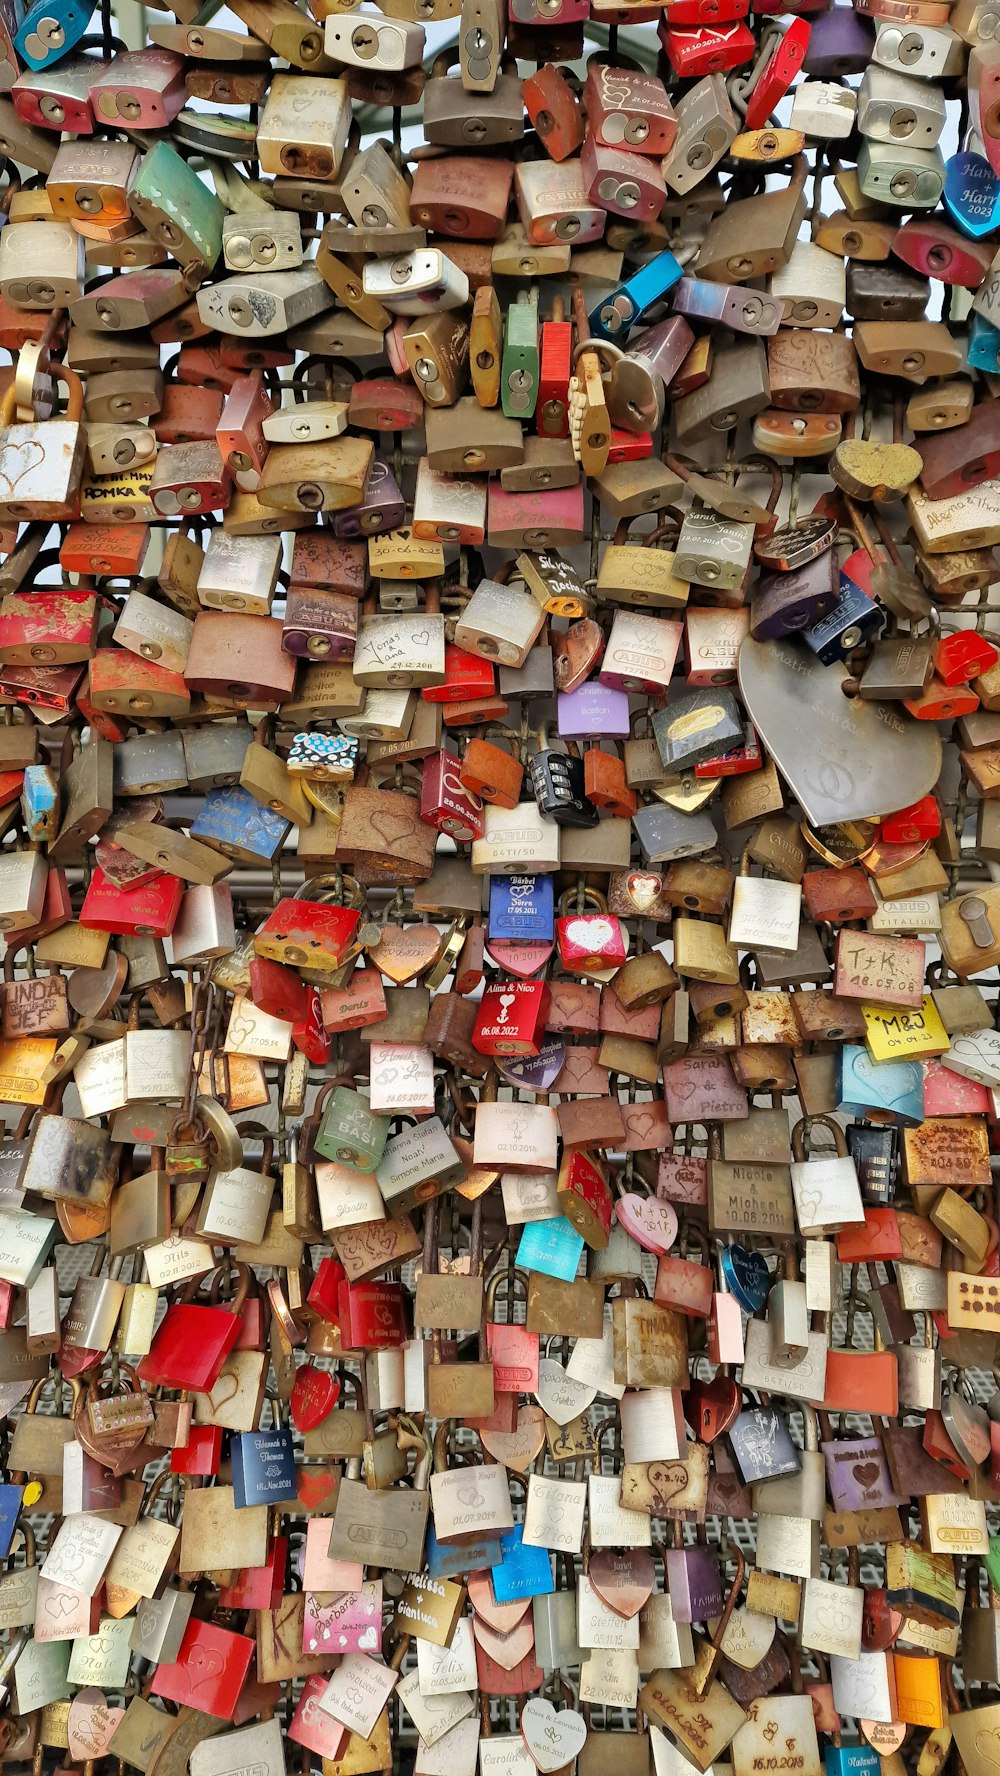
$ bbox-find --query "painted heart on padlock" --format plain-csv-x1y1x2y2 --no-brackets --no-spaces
685,1374,741,1443
468,1570,533,1634
521,1698,588,1773
738,637,942,826
721,1245,770,1314
626,871,665,911
291,1364,340,1433
852,1461,881,1490
614,1191,678,1256
368,926,443,984
67,1691,124,1763
588,1548,655,1620
535,1358,597,1427
496,1039,565,1093
480,1405,547,1473
472,1611,536,1671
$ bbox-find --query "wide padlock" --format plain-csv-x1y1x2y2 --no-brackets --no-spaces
0,365,86,522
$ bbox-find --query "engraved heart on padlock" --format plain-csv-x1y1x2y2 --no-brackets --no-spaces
685,1374,741,1444
67,1690,124,1762
588,1548,655,1620
521,1697,588,1773
535,1358,597,1427
369,925,443,984
614,1191,678,1256
468,1570,533,1633
738,637,942,826
496,1039,565,1093
185,1644,225,1690
472,1611,535,1670
480,1404,547,1473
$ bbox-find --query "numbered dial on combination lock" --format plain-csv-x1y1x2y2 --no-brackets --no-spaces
529,752,599,828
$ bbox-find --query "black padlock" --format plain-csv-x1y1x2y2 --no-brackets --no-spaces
529,728,599,829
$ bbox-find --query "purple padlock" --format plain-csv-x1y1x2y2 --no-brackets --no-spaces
664,1544,725,1624
802,5,873,76
331,460,405,538
820,1435,905,1512
557,682,630,740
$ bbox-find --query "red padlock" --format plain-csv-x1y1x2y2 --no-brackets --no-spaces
79,868,184,938
0,589,98,666
254,898,361,972
419,747,485,843
340,1280,408,1350
170,1424,223,1477
556,906,629,973
695,725,763,778
309,1257,346,1325
249,956,308,1025
556,1148,613,1247
744,17,811,129
151,1619,255,1719
904,677,980,721
538,309,573,438
217,1536,288,1611
607,429,653,462
936,630,1000,684
423,646,496,703
659,20,755,76
522,63,585,162
473,979,551,1056
293,987,332,1065
880,796,941,845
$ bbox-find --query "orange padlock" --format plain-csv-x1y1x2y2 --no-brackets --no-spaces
459,736,524,809
584,743,638,818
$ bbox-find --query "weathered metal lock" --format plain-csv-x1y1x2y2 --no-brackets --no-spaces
0,365,85,523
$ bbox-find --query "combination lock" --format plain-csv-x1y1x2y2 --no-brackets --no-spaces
529,745,599,827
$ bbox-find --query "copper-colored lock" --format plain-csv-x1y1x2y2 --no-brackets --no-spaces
409,155,513,240
217,373,274,488
583,744,638,817
767,331,860,414
522,61,584,161
154,384,224,446
458,736,524,808
184,612,297,705
89,648,190,720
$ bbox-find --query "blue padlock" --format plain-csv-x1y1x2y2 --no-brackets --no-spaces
191,784,291,865
804,571,886,665
491,1525,554,1605
16,0,92,70
588,248,683,343
427,1522,503,1581
825,1748,880,1776
837,1045,925,1126
231,1428,299,1509
969,311,1000,373
488,874,554,944
944,150,1000,239
516,1216,584,1282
